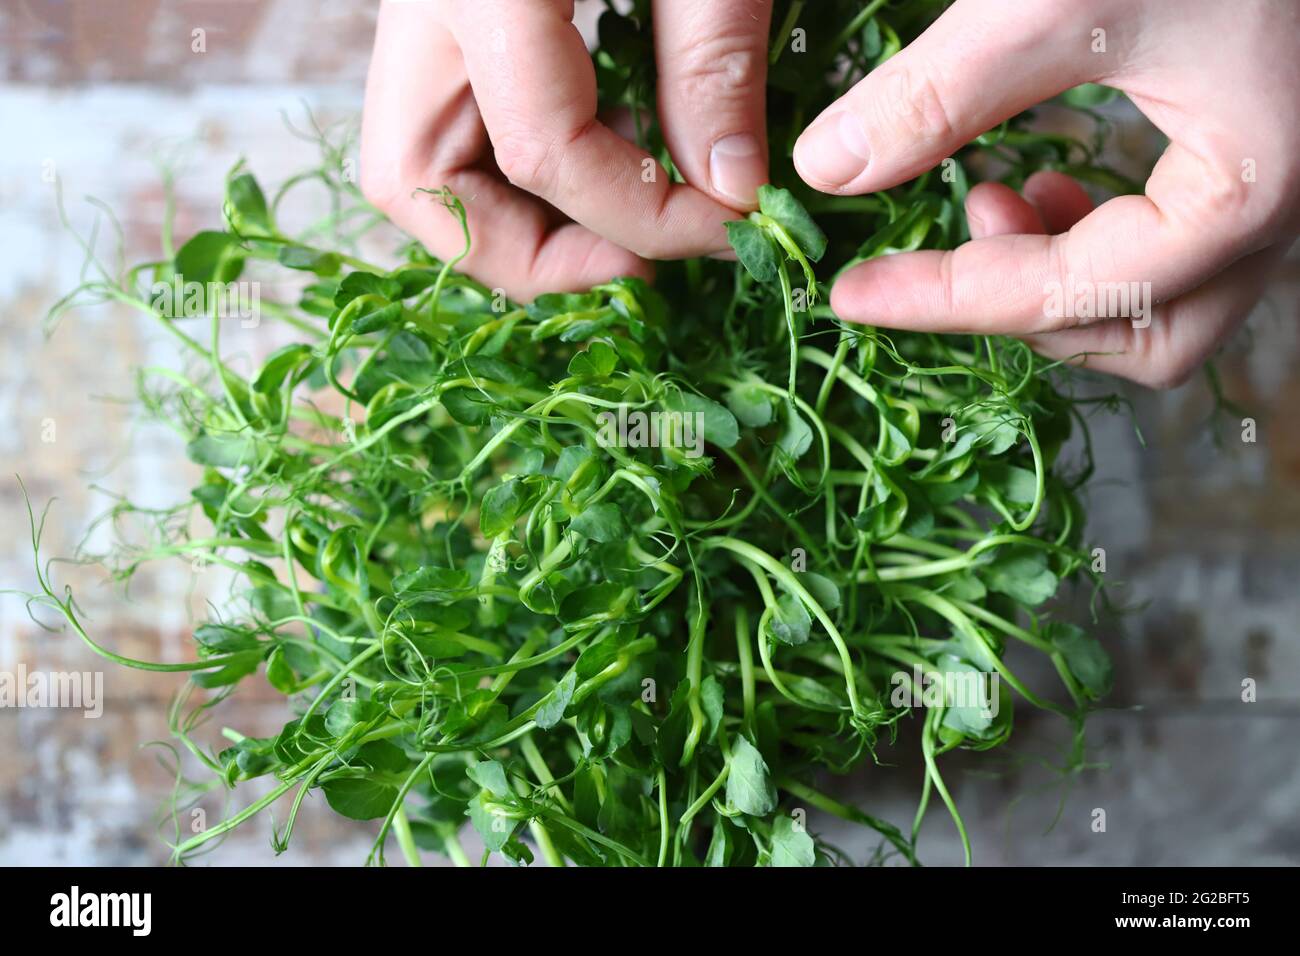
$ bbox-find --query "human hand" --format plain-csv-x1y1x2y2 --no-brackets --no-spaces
361,0,774,301
795,0,1300,387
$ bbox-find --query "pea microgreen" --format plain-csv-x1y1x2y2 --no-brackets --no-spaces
25,0,1132,867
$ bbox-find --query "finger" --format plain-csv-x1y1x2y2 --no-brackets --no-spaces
794,0,1105,195
447,0,735,260
1022,171,1095,233
654,0,772,210
965,182,1046,240
958,174,1284,389
1023,243,1291,389
965,175,1096,238
361,2,647,300
830,142,1273,336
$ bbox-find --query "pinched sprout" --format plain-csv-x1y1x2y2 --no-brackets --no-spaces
28,0,1132,867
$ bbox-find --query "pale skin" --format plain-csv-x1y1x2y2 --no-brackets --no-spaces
363,0,1300,388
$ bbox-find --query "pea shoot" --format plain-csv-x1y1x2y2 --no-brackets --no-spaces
27,0,1129,867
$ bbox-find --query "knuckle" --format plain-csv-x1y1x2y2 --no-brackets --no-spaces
883,65,956,144
935,249,958,318
1197,164,1255,221
492,127,558,193
1175,147,1300,254
1127,312,1192,390
665,34,762,104
1141,357,1196,391
1031,237,1072,333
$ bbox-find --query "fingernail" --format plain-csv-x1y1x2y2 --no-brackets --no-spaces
709,132,765,208
966,206,987,239
794,111,871,188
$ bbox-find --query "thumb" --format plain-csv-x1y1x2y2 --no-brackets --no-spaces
794,0,1107,194
655,0,773,210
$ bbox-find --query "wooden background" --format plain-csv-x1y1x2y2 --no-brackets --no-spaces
2,0,1298,866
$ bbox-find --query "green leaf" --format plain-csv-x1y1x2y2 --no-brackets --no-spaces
726,736,777,817
190,656,259,688
926,469,979,506
357,740,408,773
392,565,472,597
352,300,403,334
264,646,296,693
576,700,633,760
322,778,398,821
725,382,774,428
324,697,384,738
935,655,996,737
480,479,528,537
757,185,827,262
186,431,265,468
253,344,312,396
980,462,1039,506
468,792,518,851
389,331,432,363
440,387,493,426
596,764,642,844
219,736,277,783
798,571,841,612
466,759,511,797
499,838,535,866
700,674,725,743
194,623,261,654
558,583,634,629
534,670,578,730
334,271,403,308
979,548,1059,606
569,502,627,543
662,391,740,449
462,355,544,390
225,171,273,237
705,815,735,867
568,340,619,379
777,401,813,460
768,589,812,646
769,814,816,867
963,404,1021,455
553,445,596,483
174,230,244,285
249,586,296,625
277,245,341,276
726,219,779,283
854,467,908,541
1048,623,1113,698
899,479,936,538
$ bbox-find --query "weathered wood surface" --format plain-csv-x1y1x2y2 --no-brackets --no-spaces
1,0,1297,865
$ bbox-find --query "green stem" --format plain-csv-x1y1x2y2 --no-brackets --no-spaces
392,806,422,867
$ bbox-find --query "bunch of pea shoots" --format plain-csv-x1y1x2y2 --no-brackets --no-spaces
34,0,1130,867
